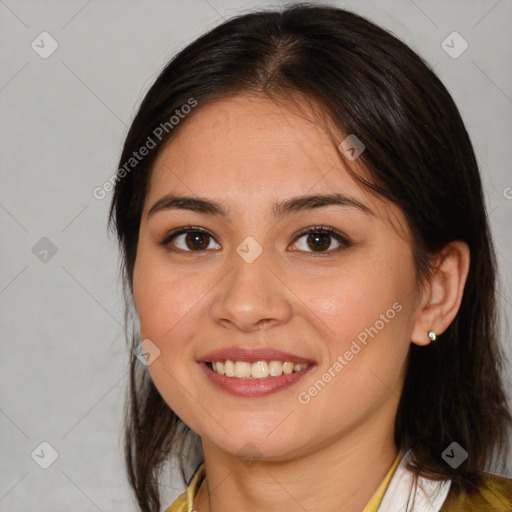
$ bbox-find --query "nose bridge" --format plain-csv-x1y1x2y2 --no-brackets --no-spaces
209,241,292,331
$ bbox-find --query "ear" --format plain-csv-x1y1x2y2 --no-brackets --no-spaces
411,241,470,346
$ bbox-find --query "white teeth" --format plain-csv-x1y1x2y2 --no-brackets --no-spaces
209,359,310,378
269,360,283,376
251,361,269,378
224,360,235,377
283,362,294,374
234,361,251,378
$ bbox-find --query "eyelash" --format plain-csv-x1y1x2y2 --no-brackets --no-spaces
158,225,352,254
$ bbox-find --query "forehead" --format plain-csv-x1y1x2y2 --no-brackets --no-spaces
144,93,407,237
148,94,364,201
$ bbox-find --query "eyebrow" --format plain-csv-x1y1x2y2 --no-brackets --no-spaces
147,192,373,219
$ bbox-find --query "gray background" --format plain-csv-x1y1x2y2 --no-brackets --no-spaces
1,0,511,510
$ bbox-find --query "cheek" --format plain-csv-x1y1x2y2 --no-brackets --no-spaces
297,266,405,344
132,252,206,423
133,250,209,342
294,267,411,433
294,247,416,385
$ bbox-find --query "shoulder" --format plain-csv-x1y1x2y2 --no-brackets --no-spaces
440,472,512,511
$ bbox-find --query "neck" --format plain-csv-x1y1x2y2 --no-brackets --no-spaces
194,408,399,512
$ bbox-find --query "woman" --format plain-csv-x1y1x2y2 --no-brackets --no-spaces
108,4,512,511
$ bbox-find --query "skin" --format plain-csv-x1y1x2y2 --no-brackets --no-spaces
132,93,470,512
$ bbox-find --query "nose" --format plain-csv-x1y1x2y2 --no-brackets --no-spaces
208,249,293,333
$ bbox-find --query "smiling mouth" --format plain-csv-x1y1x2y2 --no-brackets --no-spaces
206,360,311,379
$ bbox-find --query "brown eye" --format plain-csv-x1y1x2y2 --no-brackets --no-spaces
182,232,211,250
160,227,220,252
306,232,332,251
291,226,351,253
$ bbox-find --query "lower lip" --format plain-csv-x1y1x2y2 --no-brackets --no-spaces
199,362,315,397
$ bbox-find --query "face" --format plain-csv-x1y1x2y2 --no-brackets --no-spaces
132,93,423,461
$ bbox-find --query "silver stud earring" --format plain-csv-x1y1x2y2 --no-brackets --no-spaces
428,330,437,342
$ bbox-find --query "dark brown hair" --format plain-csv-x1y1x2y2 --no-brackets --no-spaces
108,4,511,511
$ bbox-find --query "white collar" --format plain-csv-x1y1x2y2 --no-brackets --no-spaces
377,450,452,512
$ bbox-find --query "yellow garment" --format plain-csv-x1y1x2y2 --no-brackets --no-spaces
166,462,206,512
440,472,512,512
165,454,512,511
166,452,401,512
362,450,402,511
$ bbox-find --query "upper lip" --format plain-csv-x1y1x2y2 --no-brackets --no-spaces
198,347,315,364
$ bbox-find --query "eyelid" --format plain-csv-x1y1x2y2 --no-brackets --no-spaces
158,225,217,248
290,225,352,252
292,225,350,243
158,225,352,253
